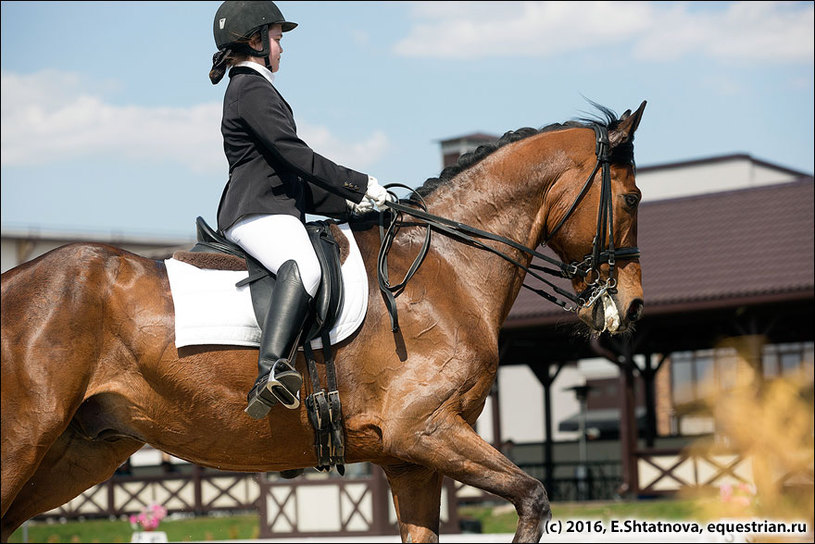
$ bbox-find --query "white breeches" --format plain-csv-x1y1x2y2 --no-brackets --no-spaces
225,214,322,297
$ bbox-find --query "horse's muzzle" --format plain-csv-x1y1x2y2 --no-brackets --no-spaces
584,294,643,334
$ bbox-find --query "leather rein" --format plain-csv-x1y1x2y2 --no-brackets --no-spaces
376,124,640,331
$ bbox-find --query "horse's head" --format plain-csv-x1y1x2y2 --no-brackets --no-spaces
543,101,646,335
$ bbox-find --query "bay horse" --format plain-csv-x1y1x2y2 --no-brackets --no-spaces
1,102,645,543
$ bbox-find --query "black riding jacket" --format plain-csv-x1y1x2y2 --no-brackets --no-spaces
216,66,367,232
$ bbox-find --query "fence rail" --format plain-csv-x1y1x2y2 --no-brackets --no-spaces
40,467,259,519
518,461,623,501
635,447,814,496
47,451,808,536
36,464,460,538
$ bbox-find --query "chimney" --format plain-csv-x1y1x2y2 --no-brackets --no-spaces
439,133,499,168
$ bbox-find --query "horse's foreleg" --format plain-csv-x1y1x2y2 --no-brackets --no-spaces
0,427,142,542
392,415,550,543
382,463,443,543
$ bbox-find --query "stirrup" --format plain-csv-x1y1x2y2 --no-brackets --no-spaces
267,360,302,410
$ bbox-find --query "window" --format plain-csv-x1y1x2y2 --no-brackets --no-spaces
762,342,815,379
672,342,814,406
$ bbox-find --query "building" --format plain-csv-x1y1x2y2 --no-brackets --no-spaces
1,229,194,274
439,133,500,169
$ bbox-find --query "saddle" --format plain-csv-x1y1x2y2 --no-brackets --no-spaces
177,216,347,343
173,216,349,474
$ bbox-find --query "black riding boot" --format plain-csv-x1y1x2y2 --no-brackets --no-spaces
245,260,312,420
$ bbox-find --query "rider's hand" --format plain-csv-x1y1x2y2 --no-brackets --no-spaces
348,198,375,215
364,177,394,207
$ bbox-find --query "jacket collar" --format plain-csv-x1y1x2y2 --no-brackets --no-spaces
228,62,275,88
228,65,292,115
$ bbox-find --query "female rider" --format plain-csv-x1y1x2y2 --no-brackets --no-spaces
209,1,392,419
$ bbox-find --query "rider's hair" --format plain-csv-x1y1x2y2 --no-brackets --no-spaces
209,33,259,83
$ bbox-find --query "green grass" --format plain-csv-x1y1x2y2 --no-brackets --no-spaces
8,514,260,543
11,499,701,542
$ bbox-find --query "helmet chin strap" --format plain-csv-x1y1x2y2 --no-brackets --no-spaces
254,24,273,71
234,23,273,71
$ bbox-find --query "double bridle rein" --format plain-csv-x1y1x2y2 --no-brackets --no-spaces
376,124,640,331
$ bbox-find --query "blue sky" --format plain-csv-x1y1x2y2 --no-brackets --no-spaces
2,1,813,238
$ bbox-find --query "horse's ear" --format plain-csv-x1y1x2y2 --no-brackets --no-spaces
610,100,646,146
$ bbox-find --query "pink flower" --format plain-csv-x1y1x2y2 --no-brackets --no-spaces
719,482,756,509
131,503,167,531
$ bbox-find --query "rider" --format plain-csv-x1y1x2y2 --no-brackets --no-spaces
209,0,392,419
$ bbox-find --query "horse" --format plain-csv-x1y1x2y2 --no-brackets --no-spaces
1,101,645,543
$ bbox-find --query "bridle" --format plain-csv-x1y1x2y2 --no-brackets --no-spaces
376,124,640,331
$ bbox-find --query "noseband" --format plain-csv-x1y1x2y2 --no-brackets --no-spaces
377,124,640,331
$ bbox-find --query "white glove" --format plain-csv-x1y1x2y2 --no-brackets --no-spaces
347,198,375,215
364,176,393,207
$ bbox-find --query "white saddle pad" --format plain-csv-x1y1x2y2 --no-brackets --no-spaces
165,223,368,350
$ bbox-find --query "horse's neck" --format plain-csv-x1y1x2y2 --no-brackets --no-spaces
423,144,557,327
435,168,545,246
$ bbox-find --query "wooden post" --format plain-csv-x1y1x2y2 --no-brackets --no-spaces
370,465,393,535
542,370,555,496
490,377,503,451
107,477,116,517
441,477,461,534
529,361,564,499
642,353,656,448
256,473,271,539
193,465,203,515
618,341,639,498
591,335,640,498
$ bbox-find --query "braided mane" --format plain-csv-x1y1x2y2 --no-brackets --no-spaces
412,102,634,202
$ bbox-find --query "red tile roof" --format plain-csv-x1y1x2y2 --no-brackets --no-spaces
506,178,815,325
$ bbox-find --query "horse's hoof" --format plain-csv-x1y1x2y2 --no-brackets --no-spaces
280,469,304,479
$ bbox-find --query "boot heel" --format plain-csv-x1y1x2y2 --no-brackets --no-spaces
245,383,277,419
245,396,273,419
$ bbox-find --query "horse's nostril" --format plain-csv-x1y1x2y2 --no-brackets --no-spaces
627,299,644,322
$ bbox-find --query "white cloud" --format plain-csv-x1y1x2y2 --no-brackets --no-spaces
394,1,814,63
0,70,224,173
632,1,815,63
1,70,389,173
298,122,389,171
395,1,652,58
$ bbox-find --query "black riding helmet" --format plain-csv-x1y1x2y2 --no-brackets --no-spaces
210,1,297,84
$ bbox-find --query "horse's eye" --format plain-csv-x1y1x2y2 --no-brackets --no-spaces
623,194,640,209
